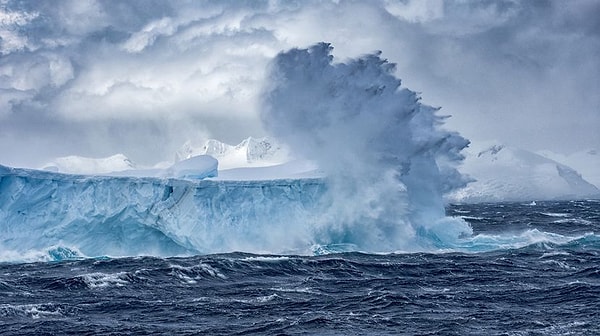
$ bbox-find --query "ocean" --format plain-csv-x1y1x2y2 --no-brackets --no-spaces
1,200,599,335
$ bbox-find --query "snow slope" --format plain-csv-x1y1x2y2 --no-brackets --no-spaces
41,154,136,174
215,160,321,181
538,149,600,189
40,154,218,180
447,143,599,203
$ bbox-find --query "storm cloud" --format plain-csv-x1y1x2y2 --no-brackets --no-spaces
1,0,598,167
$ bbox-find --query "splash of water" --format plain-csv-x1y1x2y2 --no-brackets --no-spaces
261,43,472,251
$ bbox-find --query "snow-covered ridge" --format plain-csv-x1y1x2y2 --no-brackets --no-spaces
176,137,290,170
447,143,599,203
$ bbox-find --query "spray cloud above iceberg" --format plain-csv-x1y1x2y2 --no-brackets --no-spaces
261,43,472,251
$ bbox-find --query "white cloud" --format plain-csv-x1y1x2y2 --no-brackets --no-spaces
0,6,38,54
121,17,177,53
384,0,444,23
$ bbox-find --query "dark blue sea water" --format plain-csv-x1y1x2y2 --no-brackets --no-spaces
1,200,599,335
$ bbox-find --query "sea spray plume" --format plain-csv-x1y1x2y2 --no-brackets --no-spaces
261,43,472,251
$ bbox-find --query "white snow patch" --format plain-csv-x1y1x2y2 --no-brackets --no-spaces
41,154,135,175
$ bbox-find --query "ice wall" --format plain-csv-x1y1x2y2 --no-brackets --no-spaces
0,165,325,261
261,43,472,250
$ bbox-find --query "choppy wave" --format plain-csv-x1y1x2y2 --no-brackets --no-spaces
2,198,599,334
1,232,599,335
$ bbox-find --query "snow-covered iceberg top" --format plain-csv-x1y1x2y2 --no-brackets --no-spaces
37,137,301,180
42,154,136,175
163,155,218,179
106,155,218,180
41,154,218,180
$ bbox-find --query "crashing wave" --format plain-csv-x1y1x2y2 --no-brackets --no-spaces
261,43,472,251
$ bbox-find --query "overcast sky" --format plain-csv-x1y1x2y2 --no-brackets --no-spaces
1,0,598,168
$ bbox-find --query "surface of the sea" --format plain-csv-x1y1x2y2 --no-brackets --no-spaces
1,200,599,335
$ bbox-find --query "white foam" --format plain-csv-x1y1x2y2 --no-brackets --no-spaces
455,229,584,252
0,303,67,319
80,272,131,288
540,212,570,218
169,263,226,281
241,256,291,262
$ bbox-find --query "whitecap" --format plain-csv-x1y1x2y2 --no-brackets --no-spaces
79,272,131,288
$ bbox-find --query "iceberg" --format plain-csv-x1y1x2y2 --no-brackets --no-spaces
0,162,468,262
0,164,325,260
447,143,600,203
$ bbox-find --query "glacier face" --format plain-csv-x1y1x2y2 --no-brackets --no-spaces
0,165,326,261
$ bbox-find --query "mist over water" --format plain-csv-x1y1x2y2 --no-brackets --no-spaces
262,43,472,251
